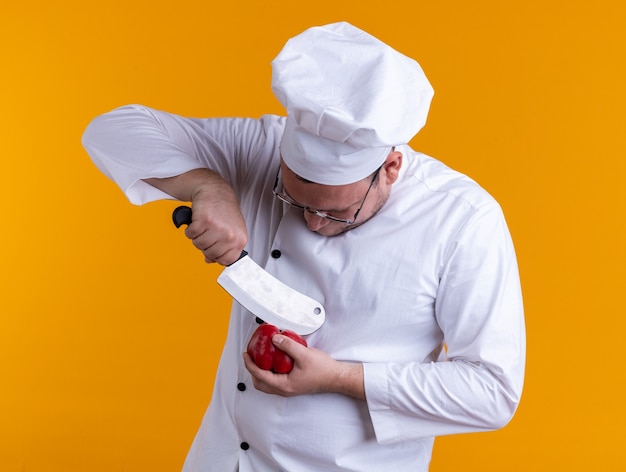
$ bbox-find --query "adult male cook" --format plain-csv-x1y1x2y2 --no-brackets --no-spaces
82,21,525,472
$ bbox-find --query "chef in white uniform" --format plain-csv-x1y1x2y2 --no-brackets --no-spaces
82,22,525,472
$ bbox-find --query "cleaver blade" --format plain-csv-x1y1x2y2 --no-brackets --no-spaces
172,206,325,335
217,252,325,334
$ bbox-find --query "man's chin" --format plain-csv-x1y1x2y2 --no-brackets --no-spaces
313,220,366,237
311,226,344,237
309,194,387,237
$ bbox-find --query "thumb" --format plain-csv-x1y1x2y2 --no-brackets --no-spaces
272,333,305,355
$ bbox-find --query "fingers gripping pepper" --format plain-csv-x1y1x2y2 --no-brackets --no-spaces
246,323,308,373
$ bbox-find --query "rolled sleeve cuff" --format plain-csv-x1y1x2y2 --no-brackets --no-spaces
363,363,402,444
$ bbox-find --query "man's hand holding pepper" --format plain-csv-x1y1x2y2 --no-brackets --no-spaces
243,333,366,400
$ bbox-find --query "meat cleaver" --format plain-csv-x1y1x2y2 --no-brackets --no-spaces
172,206,325,335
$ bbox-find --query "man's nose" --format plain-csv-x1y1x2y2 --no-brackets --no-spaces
303,211,331,231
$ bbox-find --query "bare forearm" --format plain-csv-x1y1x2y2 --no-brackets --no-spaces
332,361,365,400
143,168,232,203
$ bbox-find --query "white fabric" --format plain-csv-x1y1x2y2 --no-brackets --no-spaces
279,116,391,184
82,105,526,472
272,22,434,184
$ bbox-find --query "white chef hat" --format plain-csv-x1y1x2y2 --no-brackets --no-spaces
271,22,434,185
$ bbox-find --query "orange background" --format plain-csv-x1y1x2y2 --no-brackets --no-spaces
2,1,625,470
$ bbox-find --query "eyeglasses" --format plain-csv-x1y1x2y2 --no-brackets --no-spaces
272,165,381,225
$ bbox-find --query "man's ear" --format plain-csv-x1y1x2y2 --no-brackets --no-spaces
381,151,403,185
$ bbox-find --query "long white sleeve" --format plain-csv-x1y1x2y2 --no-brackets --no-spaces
364,202,525,443
82,105,284,205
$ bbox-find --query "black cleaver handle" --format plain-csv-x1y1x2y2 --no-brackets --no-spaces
171,206,247,264
172,205,193,228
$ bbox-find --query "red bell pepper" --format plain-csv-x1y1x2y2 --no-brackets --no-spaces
246,323,308,373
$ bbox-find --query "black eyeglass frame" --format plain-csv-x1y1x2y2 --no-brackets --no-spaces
272,165,382,225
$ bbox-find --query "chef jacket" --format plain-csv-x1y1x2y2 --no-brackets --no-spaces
82,105,526,472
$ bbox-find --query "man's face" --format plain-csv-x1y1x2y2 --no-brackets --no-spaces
279,152,401,236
